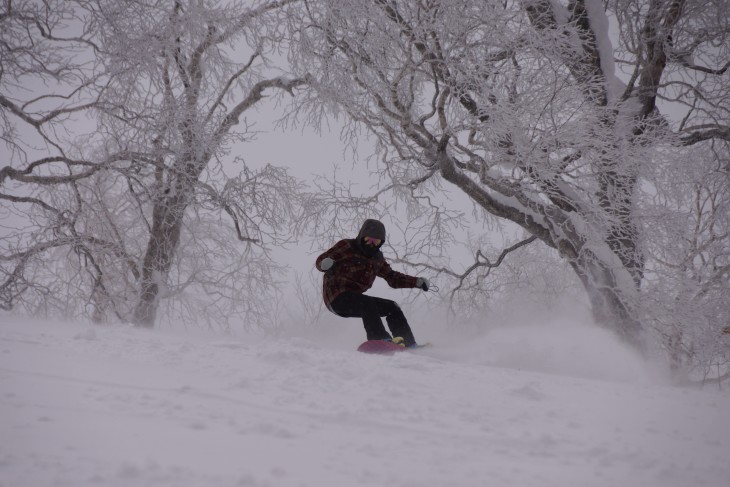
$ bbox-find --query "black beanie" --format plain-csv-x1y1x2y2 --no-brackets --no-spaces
355,219,386,256
357,219,386,241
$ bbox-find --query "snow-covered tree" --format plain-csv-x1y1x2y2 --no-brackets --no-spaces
289,0,729,352
642,140,730,382
1,0,307,328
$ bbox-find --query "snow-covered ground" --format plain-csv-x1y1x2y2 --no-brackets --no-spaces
1,313,728,487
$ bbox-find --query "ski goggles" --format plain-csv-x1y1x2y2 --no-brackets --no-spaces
363,236,382,247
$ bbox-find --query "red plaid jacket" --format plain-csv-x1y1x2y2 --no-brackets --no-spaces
315,239,418,310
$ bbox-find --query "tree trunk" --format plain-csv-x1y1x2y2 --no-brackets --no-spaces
132,194,186,327
569,257,644,350
597,160,644,287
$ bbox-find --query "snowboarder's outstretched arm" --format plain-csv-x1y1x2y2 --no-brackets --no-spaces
377,258,418,289
315,240,351,272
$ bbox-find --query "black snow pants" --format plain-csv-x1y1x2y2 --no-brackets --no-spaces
330,291,416,346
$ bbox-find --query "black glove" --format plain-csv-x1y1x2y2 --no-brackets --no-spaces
416,277,430,292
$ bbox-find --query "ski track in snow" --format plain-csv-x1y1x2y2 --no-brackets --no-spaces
1,318,728,487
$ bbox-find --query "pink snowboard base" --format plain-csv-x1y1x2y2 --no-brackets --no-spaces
356,340,406,355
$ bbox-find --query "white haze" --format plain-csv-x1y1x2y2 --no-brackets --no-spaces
2,306,728,487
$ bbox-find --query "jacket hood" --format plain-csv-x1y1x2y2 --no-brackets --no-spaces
356,219,386,241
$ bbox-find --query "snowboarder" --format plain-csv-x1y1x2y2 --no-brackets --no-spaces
315,219,430,348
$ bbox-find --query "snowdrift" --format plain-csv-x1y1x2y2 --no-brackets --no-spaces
1,316,728,487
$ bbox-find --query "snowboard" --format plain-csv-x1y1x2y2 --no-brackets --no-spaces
356,340,431,355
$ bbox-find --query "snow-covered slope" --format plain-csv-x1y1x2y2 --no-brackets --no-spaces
1,317,728,487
